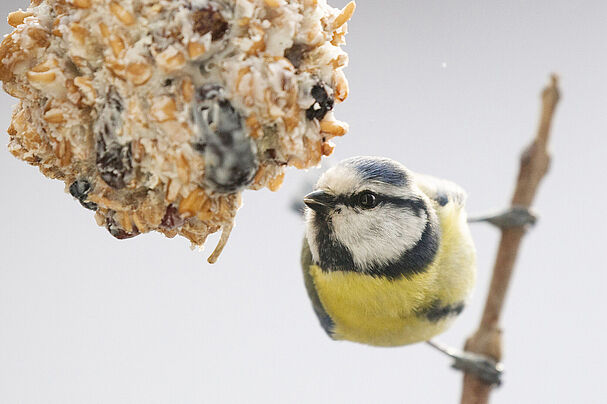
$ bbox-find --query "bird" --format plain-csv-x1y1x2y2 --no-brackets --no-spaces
301,156,502,383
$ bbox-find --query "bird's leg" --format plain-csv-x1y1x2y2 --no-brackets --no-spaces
426,340,504,386
467,205,537,229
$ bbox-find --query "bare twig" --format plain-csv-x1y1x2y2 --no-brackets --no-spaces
460,75,561,404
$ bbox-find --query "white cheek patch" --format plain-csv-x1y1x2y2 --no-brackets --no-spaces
332,206,427,269
305,209,321,263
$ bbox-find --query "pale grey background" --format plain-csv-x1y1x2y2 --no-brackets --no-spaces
0,1,605,403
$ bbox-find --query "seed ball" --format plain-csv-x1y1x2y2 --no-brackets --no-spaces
0,0,354,260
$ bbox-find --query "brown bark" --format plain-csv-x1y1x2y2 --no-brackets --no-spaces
460,75,561,404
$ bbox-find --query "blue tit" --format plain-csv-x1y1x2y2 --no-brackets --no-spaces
301,156,476,347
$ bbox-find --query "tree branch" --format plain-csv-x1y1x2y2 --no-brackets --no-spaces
460,75,561,404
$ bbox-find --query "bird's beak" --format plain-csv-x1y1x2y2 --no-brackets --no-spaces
303,190,335,212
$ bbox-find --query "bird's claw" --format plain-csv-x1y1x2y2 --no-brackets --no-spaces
451,351,504,386
468,206,537,229
426,340,504,386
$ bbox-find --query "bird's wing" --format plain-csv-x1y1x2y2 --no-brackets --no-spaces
301,237,335,337
414,172,467,209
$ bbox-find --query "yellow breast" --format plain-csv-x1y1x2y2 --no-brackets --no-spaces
310,203,476,347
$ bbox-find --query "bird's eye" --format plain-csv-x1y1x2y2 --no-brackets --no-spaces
358,191,378,209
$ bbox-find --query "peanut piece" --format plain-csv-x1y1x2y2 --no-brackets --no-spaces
155,47,186,72
177,154,190,183
31,59,58,73
98,22,110,38
110,2,136,26
333,1,356,29
70,23,88,45
181,77,194,103
321,141,335,156
264,0,281,7
109,35,126,57
187,42,206,59
72,0,92,9
8,10,34,27
27,70,56,84
268,172,285,192
72,0,91,8
179,188,208,217
333,70,349,103
320,119,348,137
151,96,177,123
126,62,152,86
52,19,63,37
74,76,97,104
44,108,65,124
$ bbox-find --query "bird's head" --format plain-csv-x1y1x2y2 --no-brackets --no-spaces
304,156,440,279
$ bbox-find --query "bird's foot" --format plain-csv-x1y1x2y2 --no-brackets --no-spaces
468,206,537,229
427,340,503,386
450,350,504,386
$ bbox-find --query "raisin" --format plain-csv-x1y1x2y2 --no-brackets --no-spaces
284,43,311,69
105,215,139,240
306,82,334,121
160,205,185,230
192,141,206,153
94,89,133,189
96,140,133,189
193,6,229,41
192,85,259,193
69,179,98,211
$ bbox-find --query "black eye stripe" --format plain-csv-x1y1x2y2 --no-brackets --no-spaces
330,193,426,214
386,197,427,217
